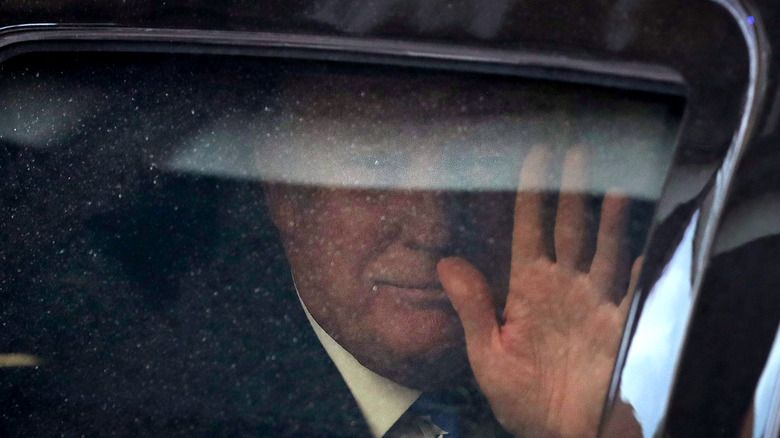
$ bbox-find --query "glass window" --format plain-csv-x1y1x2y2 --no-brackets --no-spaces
0,52,682,437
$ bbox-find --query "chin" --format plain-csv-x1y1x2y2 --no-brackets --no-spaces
365,339,471,391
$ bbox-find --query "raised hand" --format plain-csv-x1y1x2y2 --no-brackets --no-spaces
438,145,641,438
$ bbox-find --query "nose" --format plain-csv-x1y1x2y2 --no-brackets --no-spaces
398,190,455,255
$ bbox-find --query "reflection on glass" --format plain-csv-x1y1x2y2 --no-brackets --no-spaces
740,323,780,438
169,72,676,200
0,53,681,437
618,211,698,438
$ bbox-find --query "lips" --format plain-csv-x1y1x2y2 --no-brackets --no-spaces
373,280,443,290
366,249,451,306
371,280,451,309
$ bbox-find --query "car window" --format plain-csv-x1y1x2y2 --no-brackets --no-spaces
0,52,682,437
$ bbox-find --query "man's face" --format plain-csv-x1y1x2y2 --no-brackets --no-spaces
260,74,521,389
266,183,513,389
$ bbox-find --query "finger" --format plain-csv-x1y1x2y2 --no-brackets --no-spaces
590,191,630,297
513,145,553,268
618,256,644,316
438,257,498,349
555,145,591,270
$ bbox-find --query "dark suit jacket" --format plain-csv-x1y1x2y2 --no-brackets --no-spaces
1,175,364,436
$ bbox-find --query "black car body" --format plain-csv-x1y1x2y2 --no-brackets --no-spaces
0,1,779,437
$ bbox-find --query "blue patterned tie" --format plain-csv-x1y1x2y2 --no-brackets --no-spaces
384,392,461,438
408,393,459,438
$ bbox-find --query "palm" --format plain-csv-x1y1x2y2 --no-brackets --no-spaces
438,145,639,438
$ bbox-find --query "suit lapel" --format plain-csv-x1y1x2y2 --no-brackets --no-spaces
250,270,371,437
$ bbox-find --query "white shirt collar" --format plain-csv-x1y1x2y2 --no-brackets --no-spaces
298,295,421,437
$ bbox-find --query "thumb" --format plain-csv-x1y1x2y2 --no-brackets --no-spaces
438,257,498,349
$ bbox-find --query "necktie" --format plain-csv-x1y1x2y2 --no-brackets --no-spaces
384,392,460,438
383,380,507,438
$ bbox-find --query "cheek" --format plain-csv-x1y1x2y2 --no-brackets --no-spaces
302,192,399,290
316,194,396,255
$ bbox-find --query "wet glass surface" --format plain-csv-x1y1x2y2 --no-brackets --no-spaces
0,52,682,437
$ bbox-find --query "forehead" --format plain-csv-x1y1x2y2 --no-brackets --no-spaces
258,72,554,191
